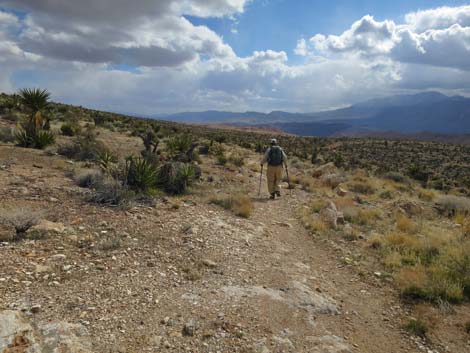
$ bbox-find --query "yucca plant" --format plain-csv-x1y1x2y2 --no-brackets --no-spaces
124,156,158,191
15,88,55,149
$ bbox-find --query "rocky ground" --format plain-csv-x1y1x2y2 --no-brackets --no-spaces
0,138,469,353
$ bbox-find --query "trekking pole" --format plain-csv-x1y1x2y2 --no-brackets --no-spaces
284,164,291,194
258,164,263,197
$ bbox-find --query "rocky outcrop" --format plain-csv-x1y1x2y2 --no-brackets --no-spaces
0,310,91,353
312,162,337,178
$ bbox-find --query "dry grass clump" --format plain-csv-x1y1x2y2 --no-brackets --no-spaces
379,228,470,303
301,214,329,234
209,193,253,218
0,207,44,240
396,214,419,234
343,207,381,226
418,188,435,202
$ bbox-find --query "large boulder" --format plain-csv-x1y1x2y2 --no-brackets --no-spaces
0,310,91,353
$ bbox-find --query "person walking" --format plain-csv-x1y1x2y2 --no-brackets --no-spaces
260,138,287,199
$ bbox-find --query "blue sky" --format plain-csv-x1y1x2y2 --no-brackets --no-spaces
1,1,470,113
188,0,470,57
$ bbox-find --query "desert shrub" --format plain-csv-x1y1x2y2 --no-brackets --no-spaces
228,152,245,167
405,319,428,338
124,157,158,192
407,164,430,184
348,181,375,195
384,172,408,183
61,122,81,136
157,162,197,195
321,174,344,189
379,190,394,199
57,133,109,161
216,152,228,165
0,207,43,240
75,170,103,188
436,195,470,216
89,178,135,206
0,126,15,143
465,321,470,334
209,194,253,218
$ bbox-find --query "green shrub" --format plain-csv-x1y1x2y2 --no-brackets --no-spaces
404,319,428,338
229,152,245,167
61,122,81,136
57,133,109,161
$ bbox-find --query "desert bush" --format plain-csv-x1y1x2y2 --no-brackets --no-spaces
61,122,81,136
209,193,253,218
57,132,109,161
407,164,430,184
228,152,245,167
216,152,228,165
0,126,15,143
321,174,344,189
89,177,135,206
157,162,197,195
405,319,428,338
436,195,470,216
75,170,103,188
348,181,376,195
0,207,43,240
384,172,408,183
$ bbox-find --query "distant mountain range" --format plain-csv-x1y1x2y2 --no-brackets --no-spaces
154,91,470,139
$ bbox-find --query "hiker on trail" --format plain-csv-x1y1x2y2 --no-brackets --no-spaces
260,138,287,199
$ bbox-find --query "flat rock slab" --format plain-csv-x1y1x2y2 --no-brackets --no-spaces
222,281,339,326
0,310,91,353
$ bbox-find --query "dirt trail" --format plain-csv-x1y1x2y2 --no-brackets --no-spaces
220,184,419,353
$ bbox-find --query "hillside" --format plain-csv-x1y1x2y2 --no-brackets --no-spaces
1,92,470,352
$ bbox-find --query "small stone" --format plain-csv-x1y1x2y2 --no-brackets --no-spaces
31,304,41,314
202,259,217,268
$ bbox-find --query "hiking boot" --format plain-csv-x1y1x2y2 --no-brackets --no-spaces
270,193,276,200
275,191,281,197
